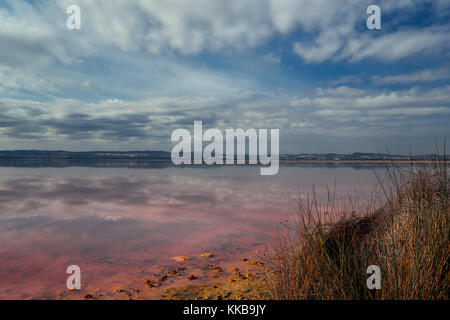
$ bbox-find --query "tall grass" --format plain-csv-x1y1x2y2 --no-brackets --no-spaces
263,157,449,300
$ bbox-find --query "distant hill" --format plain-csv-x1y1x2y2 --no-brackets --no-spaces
0,150,444,161
281,152,444,161
0,150,171,160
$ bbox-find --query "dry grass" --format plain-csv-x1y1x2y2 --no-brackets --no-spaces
262,155,449,300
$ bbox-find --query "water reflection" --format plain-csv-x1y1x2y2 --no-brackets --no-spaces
0,163,390,299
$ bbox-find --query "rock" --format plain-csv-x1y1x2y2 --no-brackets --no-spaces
246,261,264,267
158,275,168,282
200,252,212,258
145,280,162,288
84,293,95,299
177,267,186,271
168,269,178,275
173,256,191,262
187,275,198,280
207,265,222,272
160,272,269,300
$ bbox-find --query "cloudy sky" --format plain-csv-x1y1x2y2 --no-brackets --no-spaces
0,0,449,154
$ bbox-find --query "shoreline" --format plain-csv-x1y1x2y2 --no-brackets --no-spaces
52,255,268,300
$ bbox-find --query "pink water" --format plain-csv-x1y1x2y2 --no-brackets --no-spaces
0,163,385,299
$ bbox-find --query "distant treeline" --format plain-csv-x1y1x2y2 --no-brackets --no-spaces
0,150,445,161
0,150,171,160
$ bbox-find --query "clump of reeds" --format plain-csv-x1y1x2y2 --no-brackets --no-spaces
262,154,449,300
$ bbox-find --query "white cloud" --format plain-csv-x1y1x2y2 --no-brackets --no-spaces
371,67,450,85
0,65,57,93
1,0,447,66
370,106,450,116
330,75,363,86
343,27,450,62
290,86,450,116
0,1,94,67
0,84,449,149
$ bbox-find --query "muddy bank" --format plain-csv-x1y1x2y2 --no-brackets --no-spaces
161,269,269,300
56,253,269,300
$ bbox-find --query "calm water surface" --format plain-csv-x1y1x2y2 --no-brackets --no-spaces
0,162,389,299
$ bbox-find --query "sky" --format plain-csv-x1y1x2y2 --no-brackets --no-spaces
0,0,449,154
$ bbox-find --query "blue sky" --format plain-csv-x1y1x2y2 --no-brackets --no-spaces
0,0,449,154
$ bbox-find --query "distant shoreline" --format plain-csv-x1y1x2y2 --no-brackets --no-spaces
0,150,445,162
279,159,442,163
0,158,443,163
